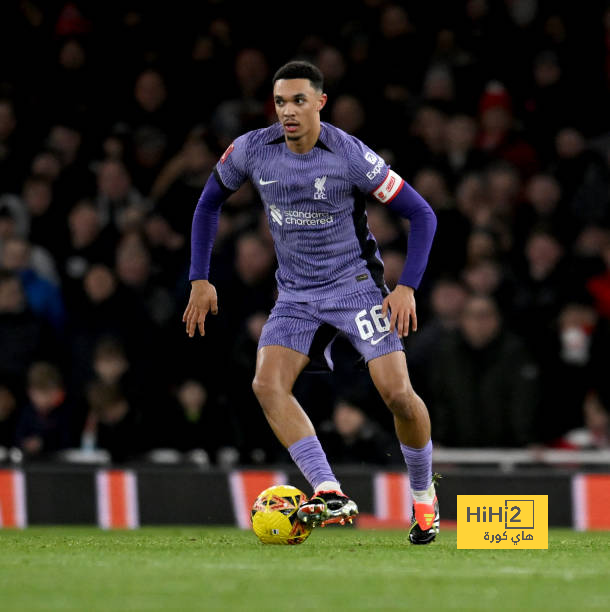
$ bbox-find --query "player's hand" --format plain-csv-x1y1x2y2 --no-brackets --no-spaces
381,284,417,337
182,280,218,337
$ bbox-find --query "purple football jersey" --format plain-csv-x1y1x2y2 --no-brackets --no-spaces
215,122,402,301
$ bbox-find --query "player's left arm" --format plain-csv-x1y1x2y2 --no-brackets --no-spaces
376,172,437,337
346,138,436,337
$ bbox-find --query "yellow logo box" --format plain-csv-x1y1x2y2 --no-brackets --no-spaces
457,495,548,549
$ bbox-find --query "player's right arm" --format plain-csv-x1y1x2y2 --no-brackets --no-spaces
183,137,248,337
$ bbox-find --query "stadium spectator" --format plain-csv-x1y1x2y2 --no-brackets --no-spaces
551,128,610,230
465,226,502,266
374,4,427,101
0,213,60,285
476,81,539,177
407,277,468,399
90,335,141,394
315,46,350,103
29,149,63,184
152,130,216,236
421,63,455,105
19,174,63,253
512,230,571,355
48,38,92,118
85,335,165,444
513,173,573,250
442,113,489,187
454,172,489,227
214,231,276,333
570,225,609,285
160,379,211,453
122,69,175,150
408,104,448,175
179,32,233,128
461,258,514,313
1,235,65,331
485,161,522,227
66,263,155,390
94,158,150,232
15,362,73,458
115,231,175,328
582,392,609,448
211,49,270,146
319,397,400,465
130,126,169,195
536,302,600,445
522,50,572,161
0,195,29,241
153,378,241,464
85,380,141,463
142,213,187,290
0,271,56,388
58,200,116,303
427,294,539,447
330,95,369,143
46,122,94,207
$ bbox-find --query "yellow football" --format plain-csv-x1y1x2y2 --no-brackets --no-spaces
251,484,312,545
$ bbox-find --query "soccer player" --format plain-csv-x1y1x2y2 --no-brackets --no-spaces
183,61,439,544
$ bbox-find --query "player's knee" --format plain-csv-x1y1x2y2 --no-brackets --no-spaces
382,387,423,421
252,376,280,404
252,376,268,401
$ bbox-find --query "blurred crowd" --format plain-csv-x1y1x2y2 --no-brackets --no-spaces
0,1,609,466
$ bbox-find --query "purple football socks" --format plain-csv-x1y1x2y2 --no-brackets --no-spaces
401,439,433,491
288,435,338,491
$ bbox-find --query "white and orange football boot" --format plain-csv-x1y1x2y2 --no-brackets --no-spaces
408,474,441,545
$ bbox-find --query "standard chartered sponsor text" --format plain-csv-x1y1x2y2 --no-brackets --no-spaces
284,210,334,225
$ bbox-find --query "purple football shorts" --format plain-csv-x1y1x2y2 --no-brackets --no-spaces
258,286,404,368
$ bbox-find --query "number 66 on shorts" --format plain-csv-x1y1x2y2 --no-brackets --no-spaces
355,305,390,340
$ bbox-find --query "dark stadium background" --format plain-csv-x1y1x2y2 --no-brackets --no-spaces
0,0,609,529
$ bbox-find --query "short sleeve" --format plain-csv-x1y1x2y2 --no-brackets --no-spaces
347,136,389,193
347,136,405,204
214,133,250,192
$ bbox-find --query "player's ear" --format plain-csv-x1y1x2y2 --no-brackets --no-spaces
317,93,328,112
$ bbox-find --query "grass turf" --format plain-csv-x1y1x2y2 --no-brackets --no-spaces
0,528,609,611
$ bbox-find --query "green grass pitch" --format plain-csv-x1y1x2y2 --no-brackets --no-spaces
1,527,609,611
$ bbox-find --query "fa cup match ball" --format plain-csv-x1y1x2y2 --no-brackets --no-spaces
251,485,312,545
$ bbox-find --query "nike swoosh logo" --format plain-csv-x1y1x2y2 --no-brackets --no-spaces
370,332,391,345
259,178,278,185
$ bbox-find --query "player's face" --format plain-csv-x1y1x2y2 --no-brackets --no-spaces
273,78,327,143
